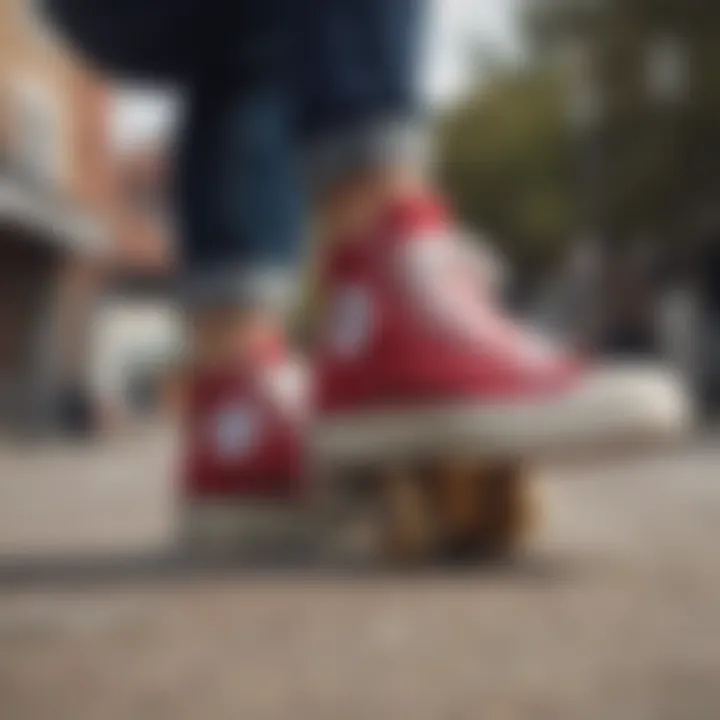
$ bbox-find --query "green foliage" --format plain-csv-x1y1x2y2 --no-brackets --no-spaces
441,0,720,272
528,0,720,245
438,68,578,272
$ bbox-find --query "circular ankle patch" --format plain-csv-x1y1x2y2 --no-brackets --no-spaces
327,285,374,358
211,404,261,460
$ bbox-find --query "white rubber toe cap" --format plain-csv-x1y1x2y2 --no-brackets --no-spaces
310,362,693,466
568,362,692,441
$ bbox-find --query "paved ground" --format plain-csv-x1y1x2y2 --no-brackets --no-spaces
1,428,719,720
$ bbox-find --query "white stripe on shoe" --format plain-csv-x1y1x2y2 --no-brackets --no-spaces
180,502,308,557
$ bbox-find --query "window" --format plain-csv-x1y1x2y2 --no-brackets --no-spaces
10,76,63,186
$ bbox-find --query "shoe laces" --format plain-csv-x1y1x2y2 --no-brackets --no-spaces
398,228,562,366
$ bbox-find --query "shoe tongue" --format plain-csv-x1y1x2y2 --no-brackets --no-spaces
325,193,448,269
196,328,286,385
380,191,448,237
246,328,286,368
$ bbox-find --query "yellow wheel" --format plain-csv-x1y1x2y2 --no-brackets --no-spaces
319,458,540,566
474,462,539,558
378,464,438,564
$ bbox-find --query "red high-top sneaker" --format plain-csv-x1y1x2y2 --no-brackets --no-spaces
180,334,308,554
310,193,690,466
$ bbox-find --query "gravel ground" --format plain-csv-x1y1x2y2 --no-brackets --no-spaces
0,428,719,720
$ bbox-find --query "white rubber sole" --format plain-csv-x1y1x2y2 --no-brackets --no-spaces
310,363,692,467
179,501,308,557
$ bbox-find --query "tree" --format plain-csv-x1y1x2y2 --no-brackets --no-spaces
441,0,720,274
438,67,578,275
525,0,720,253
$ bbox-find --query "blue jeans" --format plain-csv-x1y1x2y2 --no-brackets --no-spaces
46,0,426,305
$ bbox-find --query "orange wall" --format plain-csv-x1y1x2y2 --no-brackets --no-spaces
0,0,112,214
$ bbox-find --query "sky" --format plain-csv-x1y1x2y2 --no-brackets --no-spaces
424,0,520,102
112,0,520,150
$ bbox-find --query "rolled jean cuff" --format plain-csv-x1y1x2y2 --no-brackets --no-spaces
304,117,431,193
179,266,297,313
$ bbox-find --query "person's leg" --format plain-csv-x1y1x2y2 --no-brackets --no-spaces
295,0,689,563
288,0,432,352
297,1,425,154
174,0,302,369
295,0,429,231
176,81,301,368
46,0,303,334
169,3,309,552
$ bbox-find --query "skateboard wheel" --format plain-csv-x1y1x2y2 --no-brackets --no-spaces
473,463,538,559
318,459,539,566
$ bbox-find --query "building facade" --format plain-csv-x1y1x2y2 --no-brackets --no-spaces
0,0,110,433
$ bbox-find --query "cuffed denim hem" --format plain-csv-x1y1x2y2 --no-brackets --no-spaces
304,117,431,194
179,266,298,313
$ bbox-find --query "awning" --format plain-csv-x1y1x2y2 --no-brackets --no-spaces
0,176,107,255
